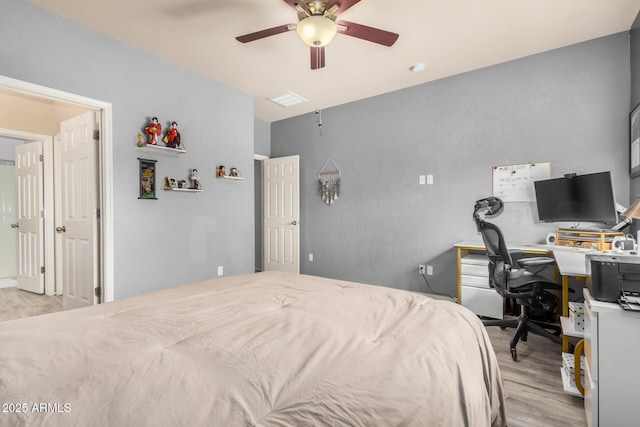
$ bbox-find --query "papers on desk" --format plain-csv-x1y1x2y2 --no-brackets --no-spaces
619,291,640,311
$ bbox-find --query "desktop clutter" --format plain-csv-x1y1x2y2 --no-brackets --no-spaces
546,229,640,311
545,228,640,310
533,170,640,311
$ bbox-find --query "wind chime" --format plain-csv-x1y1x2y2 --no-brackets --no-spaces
317,157,341,205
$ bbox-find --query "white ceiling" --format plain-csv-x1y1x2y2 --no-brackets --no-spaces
25,0,640,123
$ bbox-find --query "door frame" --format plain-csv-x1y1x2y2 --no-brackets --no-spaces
0,75,114,303
254,154,269,272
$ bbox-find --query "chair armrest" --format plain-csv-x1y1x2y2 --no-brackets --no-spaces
516,256,555,269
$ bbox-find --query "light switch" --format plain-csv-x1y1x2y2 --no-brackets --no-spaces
309,253,314,262
419,175,426,185
427,175,434,185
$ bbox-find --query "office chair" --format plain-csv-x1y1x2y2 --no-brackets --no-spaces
472,196,567,361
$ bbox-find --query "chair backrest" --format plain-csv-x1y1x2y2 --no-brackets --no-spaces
477,220,513,295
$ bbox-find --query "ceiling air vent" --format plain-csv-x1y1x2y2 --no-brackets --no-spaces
267,91,308,107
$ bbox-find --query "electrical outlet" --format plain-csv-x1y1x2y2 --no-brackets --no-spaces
419,265,426,274
217,266,223,276
426,265,433,276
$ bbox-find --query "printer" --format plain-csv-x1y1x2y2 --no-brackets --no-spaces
586,253,640,302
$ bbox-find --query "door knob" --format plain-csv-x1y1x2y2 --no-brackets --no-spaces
56,226,66,233
11,223,19,228
291,221,297,225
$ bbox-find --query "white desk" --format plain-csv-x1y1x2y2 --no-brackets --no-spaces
551,246,597,276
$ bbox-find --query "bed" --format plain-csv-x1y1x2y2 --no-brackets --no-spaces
0,271,506,426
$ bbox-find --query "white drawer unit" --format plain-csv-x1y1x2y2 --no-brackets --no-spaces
460,255,503,319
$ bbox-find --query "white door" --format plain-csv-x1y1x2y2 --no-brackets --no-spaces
263,155,300,273
15,142,44,293
0,162,17,279
59,112,99,310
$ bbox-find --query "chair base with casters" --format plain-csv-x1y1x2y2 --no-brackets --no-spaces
472,196,572,361
483,294,563,361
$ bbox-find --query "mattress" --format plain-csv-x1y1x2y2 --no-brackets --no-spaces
0,271,506,426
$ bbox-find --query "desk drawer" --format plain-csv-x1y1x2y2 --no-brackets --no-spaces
461,264,489,277
461,274,490,288
461,254,489,265
461,286,503,319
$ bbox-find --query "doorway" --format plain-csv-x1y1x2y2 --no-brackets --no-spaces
0,75,114,312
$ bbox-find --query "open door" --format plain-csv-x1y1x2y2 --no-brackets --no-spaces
262,155,300,273
59,112,99,310
15,141,44,294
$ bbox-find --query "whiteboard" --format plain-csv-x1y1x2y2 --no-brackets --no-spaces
492,162,551,202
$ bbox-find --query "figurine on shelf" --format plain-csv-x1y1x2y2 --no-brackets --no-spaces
230,167,241,177
145,117,162,145
162,121,181,149
217,165,226,177
190,168,202,190
179,180,187,189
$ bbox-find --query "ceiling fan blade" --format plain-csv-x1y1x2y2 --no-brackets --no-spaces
325,0,361,16
336,20,399,47
310,46,326,70
236,24,296,43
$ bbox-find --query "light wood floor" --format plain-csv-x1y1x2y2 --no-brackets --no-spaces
0,286,62,322
486,325,587,427
0,288,586,425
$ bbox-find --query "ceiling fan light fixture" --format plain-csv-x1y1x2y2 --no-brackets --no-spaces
296,15,337,47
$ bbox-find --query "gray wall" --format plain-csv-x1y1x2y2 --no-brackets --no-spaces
1,0,255,299
272,33,631,297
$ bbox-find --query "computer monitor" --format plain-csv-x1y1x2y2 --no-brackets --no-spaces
533,171,618,225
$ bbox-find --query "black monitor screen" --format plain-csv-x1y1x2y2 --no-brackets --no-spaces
533,171,618,224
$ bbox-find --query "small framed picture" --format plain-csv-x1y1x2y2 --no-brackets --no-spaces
166,176,178,188
631,103,640,178
138,158,157,199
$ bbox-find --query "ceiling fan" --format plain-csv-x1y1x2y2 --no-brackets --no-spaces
235,0,399,70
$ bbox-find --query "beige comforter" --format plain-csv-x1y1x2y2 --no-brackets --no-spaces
0,272,506,426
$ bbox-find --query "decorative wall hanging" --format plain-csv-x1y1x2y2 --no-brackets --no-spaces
138,158,157,200
317,157,341,205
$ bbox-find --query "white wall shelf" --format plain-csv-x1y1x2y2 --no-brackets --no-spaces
219,176,243,180
164,187,202,192
139,143,186,154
